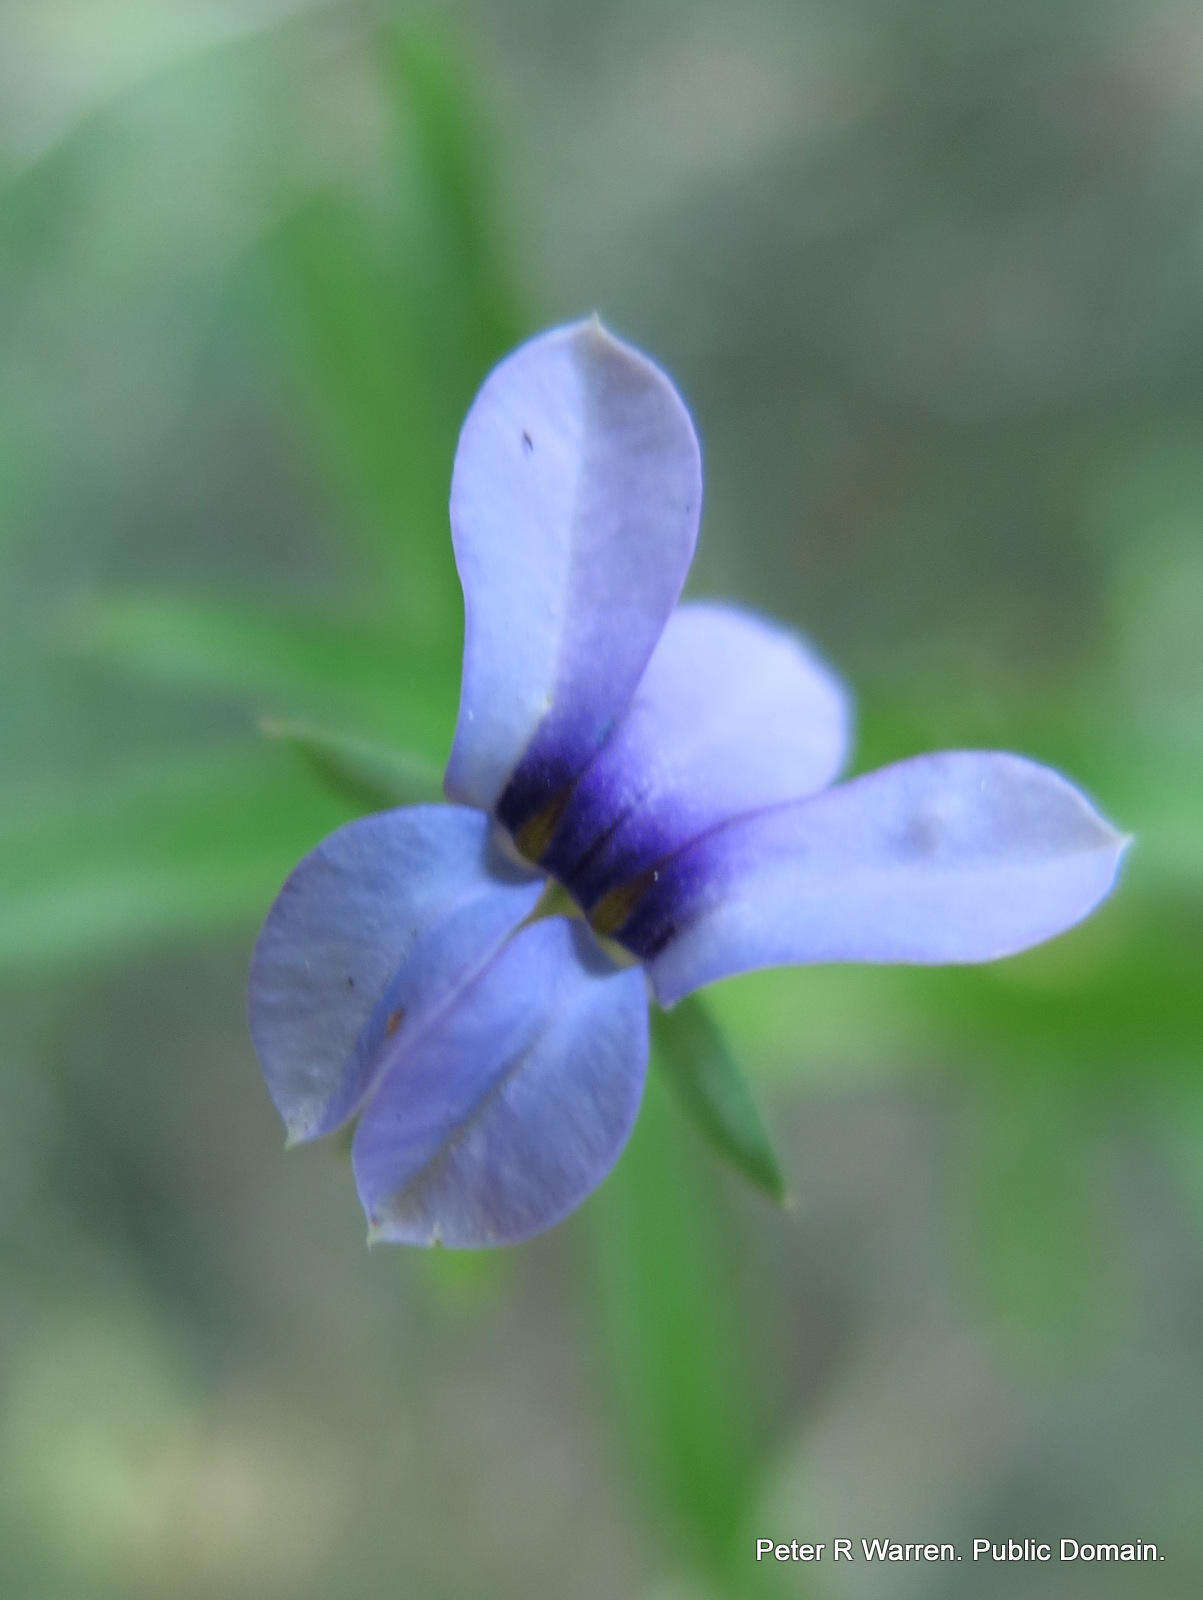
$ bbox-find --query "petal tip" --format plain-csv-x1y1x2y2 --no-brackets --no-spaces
446,318,701,815
282,1116,313,1151
571,310,614,348
1088,812,1131,884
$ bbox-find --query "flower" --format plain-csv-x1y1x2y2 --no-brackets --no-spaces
248,319,1127,1248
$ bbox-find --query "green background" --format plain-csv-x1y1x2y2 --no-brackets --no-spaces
2,3,1200,1596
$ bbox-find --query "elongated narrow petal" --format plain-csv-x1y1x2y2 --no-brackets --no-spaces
540,601,851,909
617,752,1129,1006
248,806,543,1144
444,319,701,831
353,917,648,1247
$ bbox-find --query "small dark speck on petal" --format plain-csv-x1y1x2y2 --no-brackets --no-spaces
522,430,534,454
385,1007,406,1037
346,976,355,989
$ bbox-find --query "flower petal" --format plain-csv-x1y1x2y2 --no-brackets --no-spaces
616,752,1129,1006
352,917,649,1247
540,601,851,909
248,806,543,1144
444,319,702,832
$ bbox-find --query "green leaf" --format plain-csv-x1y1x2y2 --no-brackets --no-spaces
250,192,461,630
582,1070,760,1586
64,591,458,754
381,20,521,365
0,744,351,974
260,718,441,812
243,23,524,636
652,995,787,1203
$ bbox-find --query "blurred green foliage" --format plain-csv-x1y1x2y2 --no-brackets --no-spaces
2,3,1201,1597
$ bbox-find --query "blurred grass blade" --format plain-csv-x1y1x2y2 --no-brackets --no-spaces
583,1070,759,1587
65,591,458,753
653,996,786,1202
252,192,460,632
382,20,521,363
0,745,351,974
261,718,441,811
247,23,523,641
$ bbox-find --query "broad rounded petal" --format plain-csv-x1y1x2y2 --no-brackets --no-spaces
540,601,852,909
617,752,1129,1006
444,319,702,830
248,806,543,1145
352,917,649,1247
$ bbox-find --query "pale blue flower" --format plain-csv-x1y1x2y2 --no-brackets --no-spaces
249,320,1126,1246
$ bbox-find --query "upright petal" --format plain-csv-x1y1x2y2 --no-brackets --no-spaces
540,601,851,910
353,917,649,1248
248,806,543,1144
444,319,702,833
615,752,1129,1006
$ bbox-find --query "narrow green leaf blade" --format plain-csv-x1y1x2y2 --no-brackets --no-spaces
382,20,522,366
260,718,441,812
652,995,786,1203
582,1069,759,1584
65,591,458,753
251,192,459,627
0,745,350,974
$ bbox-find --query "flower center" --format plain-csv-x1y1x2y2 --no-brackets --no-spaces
586,868,659,938
501,794,657,952
511,793,569,864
